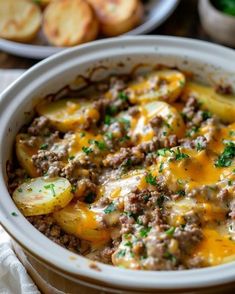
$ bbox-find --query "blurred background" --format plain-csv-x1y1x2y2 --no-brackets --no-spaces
0,0,235,70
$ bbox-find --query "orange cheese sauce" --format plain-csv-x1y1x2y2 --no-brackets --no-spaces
193,229,235,266
171,150,223,189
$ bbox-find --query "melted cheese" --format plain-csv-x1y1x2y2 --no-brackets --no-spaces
193,229,235,266
53,201,110,243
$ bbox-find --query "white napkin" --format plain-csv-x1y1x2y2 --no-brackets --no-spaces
0,227,40,294
0,69,40,294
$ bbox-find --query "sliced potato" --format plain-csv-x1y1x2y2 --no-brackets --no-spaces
87,0,143,36
13,177,73,216
0,0,41,42
36,98,100,132
53,201,110,243
183,82,235,123
16,134,42,177
117,101,185,144
98,169,147,200
43,0,99,46
128,70,186,104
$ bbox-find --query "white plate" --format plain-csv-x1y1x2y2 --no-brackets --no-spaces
0,0,179,59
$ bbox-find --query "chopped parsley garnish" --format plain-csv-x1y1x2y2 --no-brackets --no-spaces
179,80,185,87
202,111,211,120
96,140,106,150
80,132,86,138
118,91,129,101
119,135,130,142
68,155,75,161
157,148,170,156
177,189,185,196
156,194,166,208
213,0,235,16
145,173,157,186
105,132,113,140
40,143,49,150
159,162,164,173
163,251,176,262
139,227,151,238
196,142,204,151
143,195,150,202
104,115,112,125
124,241,132,247
44,183,56,197
71,185,76,193
84,192,96,204
106,105,117,115
162,131,167,136
165,227,175,236
215,141,235,167
82,146,93,155
11,212,18,217
173,148,190,161
186,126,199,137
117,249,126,258
104,202,116,214
229,130,235,137
17,188,23,193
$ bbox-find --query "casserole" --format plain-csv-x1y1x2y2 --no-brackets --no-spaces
0,36,235,293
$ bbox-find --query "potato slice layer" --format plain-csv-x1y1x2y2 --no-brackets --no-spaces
53,201,110,243
129,70,185,104
183,82,235,123
36,98,100,132
13,177,73,216
16,134,42,178
0,0,41,42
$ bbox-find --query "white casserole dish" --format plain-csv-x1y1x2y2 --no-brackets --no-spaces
0,36,235,293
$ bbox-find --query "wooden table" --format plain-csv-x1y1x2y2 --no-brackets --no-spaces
0,0,224,70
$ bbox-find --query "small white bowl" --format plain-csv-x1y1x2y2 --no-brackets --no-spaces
199,0,235,47
0,36,235,293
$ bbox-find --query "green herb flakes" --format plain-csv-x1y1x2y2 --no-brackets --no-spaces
44,183,56,197
215,141,235,167
165,227,175,236
40,143,49,150
82,146,93,155
145,173,157,186
118,92,129,101
104,202,116,214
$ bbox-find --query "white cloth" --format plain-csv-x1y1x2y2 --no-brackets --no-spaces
0,227,40,294
0,69,40,294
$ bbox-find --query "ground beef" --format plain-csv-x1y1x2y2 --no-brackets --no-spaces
27,215,81,253
32,150,63,176
28,116,49,136
174,224,203,253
